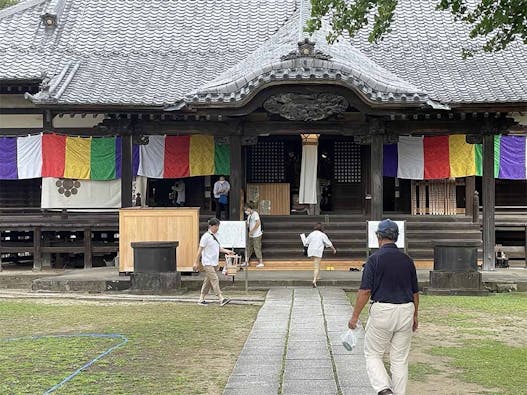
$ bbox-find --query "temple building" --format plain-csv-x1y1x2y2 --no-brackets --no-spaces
1,0,526,271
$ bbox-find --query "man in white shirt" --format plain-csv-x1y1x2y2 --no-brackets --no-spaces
304,223,336,287
213,176,230,220
193,217,234,306
244,203,264,267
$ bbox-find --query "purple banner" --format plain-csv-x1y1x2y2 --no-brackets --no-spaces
383,144,398,177
499,136,526,179
132,144,139,177
0,137,18,179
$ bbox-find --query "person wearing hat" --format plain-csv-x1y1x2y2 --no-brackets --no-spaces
193,217,234,306
348,219,419,395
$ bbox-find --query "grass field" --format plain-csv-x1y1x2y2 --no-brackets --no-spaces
0,298,259,395
350,292,527,395
2,292,526,394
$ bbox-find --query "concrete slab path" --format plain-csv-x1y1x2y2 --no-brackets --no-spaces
223,287,374,395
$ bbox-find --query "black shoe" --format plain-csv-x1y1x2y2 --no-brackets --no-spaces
312,282,317,288
378,389,393,395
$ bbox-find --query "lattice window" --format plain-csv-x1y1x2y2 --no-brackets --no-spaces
334,141,361,183
247,141,285,183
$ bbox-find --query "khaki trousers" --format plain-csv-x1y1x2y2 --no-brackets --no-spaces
200,265,223,301
313,257,321,282
246,235,263,260
364,302,415,395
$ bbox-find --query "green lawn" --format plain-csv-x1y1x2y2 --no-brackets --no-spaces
349,292,527,395
3,292,526,394
0,300,259,394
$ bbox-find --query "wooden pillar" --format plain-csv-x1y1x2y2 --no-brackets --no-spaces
482,134,495,271
84,228,92,269
465,176,475,218
121,134,133,208
229,134,242,220
33,226,42,270
370,134,384,221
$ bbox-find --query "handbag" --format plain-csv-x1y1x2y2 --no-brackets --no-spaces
218,194,228,205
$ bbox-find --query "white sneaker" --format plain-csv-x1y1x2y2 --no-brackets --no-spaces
256,263,264,268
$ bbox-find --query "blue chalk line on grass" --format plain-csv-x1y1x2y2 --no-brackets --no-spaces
2,333,129,394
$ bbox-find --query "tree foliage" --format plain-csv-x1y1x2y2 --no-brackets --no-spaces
306,0,527,57
0,0,18,10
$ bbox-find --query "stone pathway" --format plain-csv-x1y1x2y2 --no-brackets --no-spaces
223,287,374,395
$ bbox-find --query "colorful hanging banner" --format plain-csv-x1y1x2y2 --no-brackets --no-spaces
384,134,527,180
17,134,42,179
0,137,18,179
164,136,190,178
0,133,230,180
189,135,215,176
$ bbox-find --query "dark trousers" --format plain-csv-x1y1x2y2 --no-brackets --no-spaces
215,198,228,220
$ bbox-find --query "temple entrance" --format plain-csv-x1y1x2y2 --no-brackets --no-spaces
245,135,366,214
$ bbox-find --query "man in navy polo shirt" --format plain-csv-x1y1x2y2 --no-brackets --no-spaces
349,219,419,395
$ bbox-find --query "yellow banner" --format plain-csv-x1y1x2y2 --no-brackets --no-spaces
189,135,214,176
449,135,476,177
64,136,91,179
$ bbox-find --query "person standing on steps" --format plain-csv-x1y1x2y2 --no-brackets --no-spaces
348,219,419,395
213,176,230,220
244,203,264,268
304,222,336,288
193,217,234,306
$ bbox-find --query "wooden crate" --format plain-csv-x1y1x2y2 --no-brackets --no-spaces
119,207,199,272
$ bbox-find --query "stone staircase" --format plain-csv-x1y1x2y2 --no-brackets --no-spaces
200,214,482,265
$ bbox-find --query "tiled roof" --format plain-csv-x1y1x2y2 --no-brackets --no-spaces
1,0,298,106
176,7,433,109
1,0,526,107
349,1,527,104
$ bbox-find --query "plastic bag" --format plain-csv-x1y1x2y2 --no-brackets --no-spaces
340,324,363,352
340,329,357,351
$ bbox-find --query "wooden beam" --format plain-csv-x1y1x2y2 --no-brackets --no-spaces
33,226,42,271
0,128,102,136
465,176,475,219
244,121,369,135
369,120,384,220
84,228,92,269
121,134,133,208
482,134,496,271
229,134,242,220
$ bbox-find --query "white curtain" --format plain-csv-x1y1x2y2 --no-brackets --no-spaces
299,144,318,204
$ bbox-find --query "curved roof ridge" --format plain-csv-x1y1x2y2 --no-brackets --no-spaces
0,0,48,20
175,12,436,109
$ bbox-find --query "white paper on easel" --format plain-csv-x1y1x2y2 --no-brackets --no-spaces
300,233,307,246
216,221,247,248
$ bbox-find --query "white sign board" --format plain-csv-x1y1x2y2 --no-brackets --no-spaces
216,221,247,248
367,221,406,249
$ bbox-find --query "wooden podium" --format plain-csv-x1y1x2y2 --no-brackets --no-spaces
119,207,199,273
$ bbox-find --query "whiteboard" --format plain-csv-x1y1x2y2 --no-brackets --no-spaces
216,221,247,248
367,221,405,249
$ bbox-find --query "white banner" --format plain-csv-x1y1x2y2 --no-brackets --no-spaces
299,144,318,204
41,177,121,209
17,134,42,179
